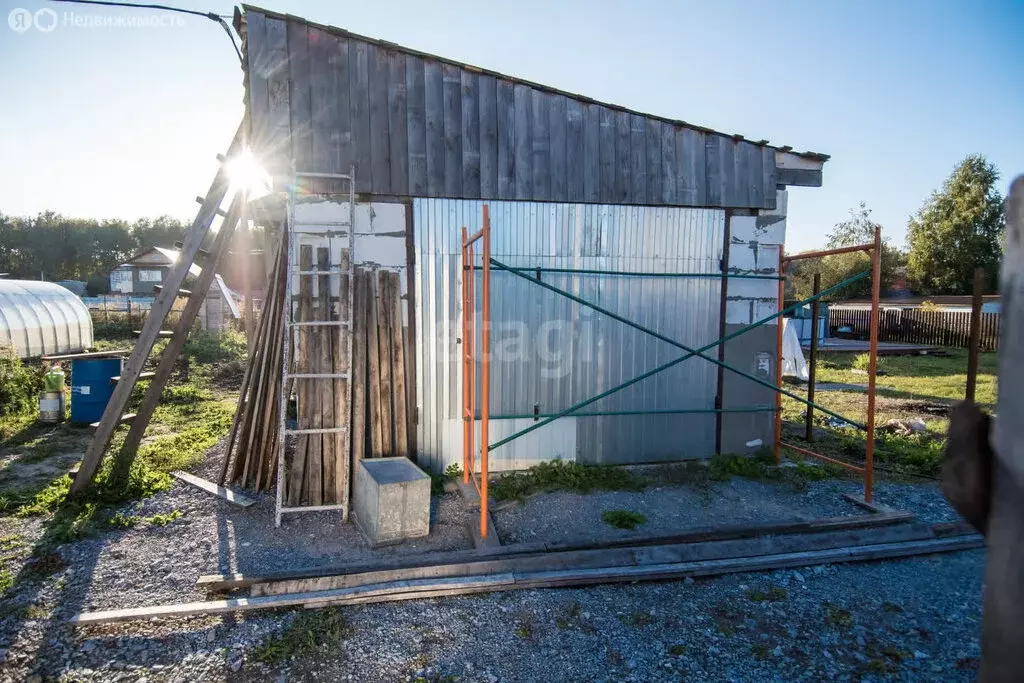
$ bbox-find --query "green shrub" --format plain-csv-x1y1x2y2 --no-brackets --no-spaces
183,329,248,364
602,509,647,530
0,345,43,418
490,460,644,502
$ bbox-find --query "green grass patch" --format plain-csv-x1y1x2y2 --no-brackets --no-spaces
490,460,644,502
745,585,788,603
430,463,463,496
0,567,13,595
145,509,182,527
708,449,843,491
602,509,647,530
252,608,350,664
668,644,688,656
103,512,140,530
619,611,655,627
824,602,853,628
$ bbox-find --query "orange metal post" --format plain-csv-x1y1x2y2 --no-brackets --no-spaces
864,226,882,502
467,238,476,481
479,205,491,538
774,248,785,464
460,228,470,485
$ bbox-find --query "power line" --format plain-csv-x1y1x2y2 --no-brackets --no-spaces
46,0,242,61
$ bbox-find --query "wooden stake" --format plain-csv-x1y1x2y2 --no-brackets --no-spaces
388,272,409,457
377,271,394,456
351,270,368,465
366,270,384,457
334,249,351,507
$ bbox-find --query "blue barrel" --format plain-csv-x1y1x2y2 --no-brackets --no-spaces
70,357,123,425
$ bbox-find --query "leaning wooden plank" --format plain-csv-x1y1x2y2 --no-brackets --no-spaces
234,243,284,486
109,192,245,484
196,511,918,592
171,471,255,507
70,574,517,625
365,270,384,457
89,413,135,430
42,350,131,361
350,270,368,466
333,250,351,509
71,120,245,495
317,247,337,504
387,272,408,456
219,239,279,485
376,271,394,455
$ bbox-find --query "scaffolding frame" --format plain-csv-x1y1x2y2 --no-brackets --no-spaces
460,206,884,537
461,206,491,539
775,227,883,503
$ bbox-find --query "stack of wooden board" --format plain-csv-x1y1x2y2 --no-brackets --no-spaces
353,269,411,462
218,259,412,507
219,237,287,492
68,513,984,624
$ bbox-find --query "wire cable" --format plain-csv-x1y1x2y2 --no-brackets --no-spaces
47,0,242,61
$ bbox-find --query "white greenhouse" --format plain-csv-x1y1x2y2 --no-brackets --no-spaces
0,280,93,358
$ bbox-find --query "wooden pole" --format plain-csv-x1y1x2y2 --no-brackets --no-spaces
774,248,785,464
805,273,821,442
966,267,984,403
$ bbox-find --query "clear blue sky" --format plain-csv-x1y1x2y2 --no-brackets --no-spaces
2,0,1021,251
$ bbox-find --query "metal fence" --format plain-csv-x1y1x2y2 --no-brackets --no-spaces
829,306,1001,350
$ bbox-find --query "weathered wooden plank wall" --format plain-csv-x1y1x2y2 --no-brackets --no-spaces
246,10,779,209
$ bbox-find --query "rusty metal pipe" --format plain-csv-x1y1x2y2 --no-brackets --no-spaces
782,242,874,262
864,226,882,503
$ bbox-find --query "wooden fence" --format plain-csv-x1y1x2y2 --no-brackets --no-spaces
829,307,1001,350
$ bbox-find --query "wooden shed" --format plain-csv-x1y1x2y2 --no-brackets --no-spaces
235,5,828,472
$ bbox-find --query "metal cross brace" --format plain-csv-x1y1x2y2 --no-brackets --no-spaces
486,264,870,452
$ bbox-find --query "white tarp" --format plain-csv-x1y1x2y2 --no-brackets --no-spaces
782,318,809,381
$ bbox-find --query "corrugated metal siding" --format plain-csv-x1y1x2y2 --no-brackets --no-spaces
414,199,724,473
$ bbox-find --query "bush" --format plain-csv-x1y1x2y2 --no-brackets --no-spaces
85,274,110,296
183,329,248,364
0,345,43,417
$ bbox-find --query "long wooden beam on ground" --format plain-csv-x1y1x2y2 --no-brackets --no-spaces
70,120,245,496
197,511,914,592
70,532,982,626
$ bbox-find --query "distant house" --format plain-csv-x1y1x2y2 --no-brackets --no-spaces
109,247,201,295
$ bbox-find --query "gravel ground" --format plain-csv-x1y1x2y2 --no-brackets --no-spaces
0,445,982,682
493,477,961,546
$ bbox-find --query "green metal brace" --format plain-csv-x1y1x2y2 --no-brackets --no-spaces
485,267,870,452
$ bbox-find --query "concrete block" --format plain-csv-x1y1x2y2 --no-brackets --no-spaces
353,457,431,547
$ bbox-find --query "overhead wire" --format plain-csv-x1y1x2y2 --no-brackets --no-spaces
46,0,242,61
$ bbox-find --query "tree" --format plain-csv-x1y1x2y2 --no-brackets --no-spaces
788,202,904,301
907,155,1004,294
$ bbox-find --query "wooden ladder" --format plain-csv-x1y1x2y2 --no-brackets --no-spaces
275,169,356,526
70,121,247,495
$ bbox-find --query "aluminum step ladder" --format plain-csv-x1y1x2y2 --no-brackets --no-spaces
275,168,356,526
